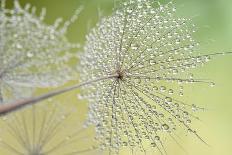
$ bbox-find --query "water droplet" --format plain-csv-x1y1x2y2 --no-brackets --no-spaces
162,124,169,131
155,136,160,141
165,97,172,103
186,119,191,124
210,82,215,87
179,92,184,96
168,89,174,94
151,142,156,147
160,86,166,92
123,141,128,146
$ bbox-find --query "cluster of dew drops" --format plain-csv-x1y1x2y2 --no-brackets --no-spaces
0,0,81,103
78,0,216,153
0,0,221,154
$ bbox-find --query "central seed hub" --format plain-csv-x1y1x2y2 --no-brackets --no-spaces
116,70,124,80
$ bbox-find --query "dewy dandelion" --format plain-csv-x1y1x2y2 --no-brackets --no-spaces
0,0,80,104
78,0,230,154
0,0,231,154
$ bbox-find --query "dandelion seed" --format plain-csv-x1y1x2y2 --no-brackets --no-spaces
0,0,80,104
78,0,230,154
0,100,97,155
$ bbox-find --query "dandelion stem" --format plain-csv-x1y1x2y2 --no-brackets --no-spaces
0,75,117,116
0,88,3,103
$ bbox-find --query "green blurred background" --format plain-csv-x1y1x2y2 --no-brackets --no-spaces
2,0,232,154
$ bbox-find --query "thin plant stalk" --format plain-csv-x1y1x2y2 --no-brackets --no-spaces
0,75,118,116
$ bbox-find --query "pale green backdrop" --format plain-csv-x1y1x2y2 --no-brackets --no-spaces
1,0,232,155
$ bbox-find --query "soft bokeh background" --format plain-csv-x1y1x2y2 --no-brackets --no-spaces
1,0,232,155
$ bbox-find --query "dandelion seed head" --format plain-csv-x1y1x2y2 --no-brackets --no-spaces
79,0,215,154
0,100,97,155
0,0,80,103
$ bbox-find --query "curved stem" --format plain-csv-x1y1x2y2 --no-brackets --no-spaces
0,75,117,116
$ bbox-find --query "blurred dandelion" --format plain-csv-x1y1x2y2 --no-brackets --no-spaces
0,100,97,155
0,0,81,104
78,0,230,154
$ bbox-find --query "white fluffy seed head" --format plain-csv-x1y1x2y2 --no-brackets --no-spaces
0,100,97,155
79,0,214,153
0,0,80,104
